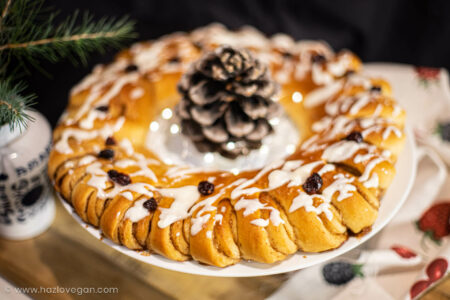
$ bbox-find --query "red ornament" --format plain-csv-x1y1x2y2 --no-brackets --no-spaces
391,245,417,259
417,202,450,243
410,280,431,299
426,258,448,282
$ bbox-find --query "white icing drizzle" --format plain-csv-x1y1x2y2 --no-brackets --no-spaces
55,117,125,154
304,80,343,108
115,159,137,168
79,155,96,166
157,186,200,228
64,161,74,169
250,219,269,227
234,198,285,227
317,164,336,175
322,140,373,162
349,93,371,115
290,172,356,219
268,161,323,189
359,157,385,188
214,214,223,225
79,110,107,129
382,126,403,140
121,191,134,201
119,139,134,156
322,173,356,202
289,192,332,220
125,198,153,222
230,160,284,199
312,63,333,85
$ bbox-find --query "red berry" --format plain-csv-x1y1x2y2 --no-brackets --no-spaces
391,245,417,259
410,280,431,299
418,202,450,241
426,258,448,282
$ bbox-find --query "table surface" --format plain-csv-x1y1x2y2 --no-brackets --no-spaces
0,194,449,300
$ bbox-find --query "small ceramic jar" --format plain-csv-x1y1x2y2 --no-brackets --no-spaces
0,110,55,240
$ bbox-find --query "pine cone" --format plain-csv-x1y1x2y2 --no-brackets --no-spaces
176,45,280,158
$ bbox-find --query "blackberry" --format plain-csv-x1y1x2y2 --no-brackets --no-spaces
322,261,364,285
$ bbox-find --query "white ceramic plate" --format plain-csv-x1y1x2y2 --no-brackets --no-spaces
58,64,418,277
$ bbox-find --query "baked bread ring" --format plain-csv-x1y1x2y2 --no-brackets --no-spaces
48,24,406,267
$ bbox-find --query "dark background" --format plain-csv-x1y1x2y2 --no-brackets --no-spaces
28,0,450,127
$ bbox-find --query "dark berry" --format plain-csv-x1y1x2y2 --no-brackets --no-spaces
107,170,131,185
281,51,293,59
169,56,180,64
143,198,158,212
344,131,363,143
124,64,139,73
98,149,114,160
344,70,355,77
322,261,363,285
105,137,116,146
95,105,109,112
302,173,323,194
438,122,450,142
370,85,382,93
311,54,326,64
198,181,215,196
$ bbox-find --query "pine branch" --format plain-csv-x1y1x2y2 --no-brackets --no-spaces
1,0,11,19
0,0,136,131
0,2,136,68
0,79,35,131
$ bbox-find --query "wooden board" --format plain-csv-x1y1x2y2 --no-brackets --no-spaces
0,193,288,299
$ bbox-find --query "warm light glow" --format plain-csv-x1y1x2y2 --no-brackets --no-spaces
170,124,179,134
162,108,173,119
292,91,303,103
269,117,280,126
260,145,269,154
231,168,240,175
150,121,160,132
226,142,236,150
204,152,214,163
